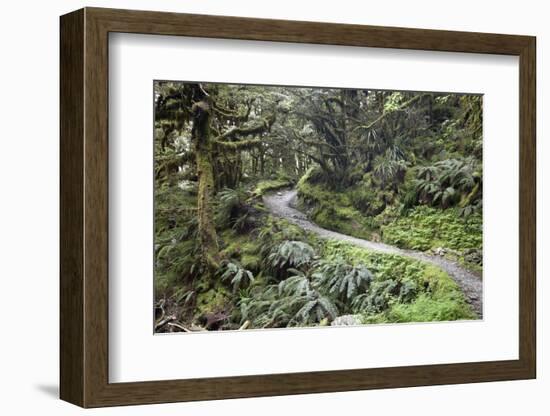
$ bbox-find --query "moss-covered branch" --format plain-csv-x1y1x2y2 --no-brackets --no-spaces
215,113,275,141
215,138,263,151
213,99,254,121
353,93,428,133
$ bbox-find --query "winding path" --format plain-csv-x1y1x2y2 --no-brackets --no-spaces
263,189,483,317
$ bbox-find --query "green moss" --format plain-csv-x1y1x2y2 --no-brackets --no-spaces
220,231,250,256
296,171,482,267
348,174,389,216
381,206,482,253
320,240,475,322
361,286,476,324
195,286,230,315
195,132,221,269
253,179,293,196
219,229,264,274
321,240,426,283
262,216,311,243
383,293,476,323
241,253,261,271
297,180,377,240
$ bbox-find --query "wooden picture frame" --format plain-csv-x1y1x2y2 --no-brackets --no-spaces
60,7,536,408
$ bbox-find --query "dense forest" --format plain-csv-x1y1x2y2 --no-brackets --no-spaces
154,81,483,333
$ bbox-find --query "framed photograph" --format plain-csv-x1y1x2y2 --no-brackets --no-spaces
60,7,536,408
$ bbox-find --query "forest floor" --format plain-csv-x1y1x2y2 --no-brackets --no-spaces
263,189,483,317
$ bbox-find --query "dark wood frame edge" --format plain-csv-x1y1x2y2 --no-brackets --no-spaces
60,7,536,408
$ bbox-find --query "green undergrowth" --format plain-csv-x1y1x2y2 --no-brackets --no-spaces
253,178,293,196
320,240,476,323
216,216,476,327
297,178,378,240
297,173,482,268
381,206,482,252
155,181,476,330
154,184,199,296
220,225,476,327
220,230,264,272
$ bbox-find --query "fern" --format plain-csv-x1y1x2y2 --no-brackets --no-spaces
278,270,311,297
289,291,339,326
398,279,418,302
414,158,481,210
238,285,278,324
220,260,254,292
239,272,339,328
215,188,253,231
155,228,202,282
351,279,400,313
312,257,373,300
372,150,407,187
173,288,195,306
268,240,316,270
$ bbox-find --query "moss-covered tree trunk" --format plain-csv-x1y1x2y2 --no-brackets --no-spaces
188,88,275,272
191,98,220,271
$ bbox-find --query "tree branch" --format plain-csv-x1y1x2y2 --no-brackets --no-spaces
353,94,428,134
215,114,275,141
215,138,263,151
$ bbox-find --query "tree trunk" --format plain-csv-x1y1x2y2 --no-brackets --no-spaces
191,98,220,271
260,148,265,176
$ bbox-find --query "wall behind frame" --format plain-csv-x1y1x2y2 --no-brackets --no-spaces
0,0,546,415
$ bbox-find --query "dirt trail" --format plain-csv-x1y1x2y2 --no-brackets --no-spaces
263,189,483,317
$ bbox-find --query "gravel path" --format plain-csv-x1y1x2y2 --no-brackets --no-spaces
263,189,483,317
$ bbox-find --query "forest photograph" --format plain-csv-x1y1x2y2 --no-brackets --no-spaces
153,81,483,333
